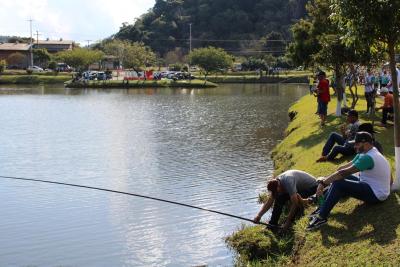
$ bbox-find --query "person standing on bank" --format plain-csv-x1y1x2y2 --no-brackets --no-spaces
253,170,318,231
307,132,392,230
315,71,330,126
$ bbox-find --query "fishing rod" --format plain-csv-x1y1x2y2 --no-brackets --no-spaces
0,175,268,226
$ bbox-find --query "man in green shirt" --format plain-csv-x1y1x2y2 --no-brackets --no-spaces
308,132,391,230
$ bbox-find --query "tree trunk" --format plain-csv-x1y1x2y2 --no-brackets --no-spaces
334,65,344,116
348,64,359,109
388,42,400,191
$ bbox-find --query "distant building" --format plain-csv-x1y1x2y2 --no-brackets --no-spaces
33,39,73,53
0,42,31,68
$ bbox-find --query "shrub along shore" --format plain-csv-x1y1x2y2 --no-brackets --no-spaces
226,91,399,266
64,79,218,88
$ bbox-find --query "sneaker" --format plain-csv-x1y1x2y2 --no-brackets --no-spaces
306,215,327,231
308,207,320,221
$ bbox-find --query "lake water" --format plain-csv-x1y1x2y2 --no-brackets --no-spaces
0,83,307,266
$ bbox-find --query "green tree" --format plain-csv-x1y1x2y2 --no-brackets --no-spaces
189,46,233,81
33,48,51,67
330,0,400,189
56,48,104,71
103,40,155,74
0,59,6,73
287,0,371,114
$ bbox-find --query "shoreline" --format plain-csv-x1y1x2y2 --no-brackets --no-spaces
226,92,398,266
0,74,308,86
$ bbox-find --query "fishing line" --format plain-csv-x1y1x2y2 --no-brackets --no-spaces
0,175,267,226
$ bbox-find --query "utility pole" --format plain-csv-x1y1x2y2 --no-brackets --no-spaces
28,18,33,67
85,40,92,49
35,30,41,48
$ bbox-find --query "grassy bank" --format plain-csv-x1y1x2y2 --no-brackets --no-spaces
0,75,72,84
65,79,218,88
226,91,399,265
207,75,308,84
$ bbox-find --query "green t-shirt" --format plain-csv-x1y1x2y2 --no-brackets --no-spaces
352,154,374,171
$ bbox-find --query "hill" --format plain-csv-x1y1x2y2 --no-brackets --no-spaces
114,0,308,56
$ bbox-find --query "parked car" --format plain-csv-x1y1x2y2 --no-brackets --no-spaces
56,63,73,72
97,72,107,80
27,66,44,72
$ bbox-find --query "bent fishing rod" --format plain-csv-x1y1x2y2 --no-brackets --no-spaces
0,175,268,226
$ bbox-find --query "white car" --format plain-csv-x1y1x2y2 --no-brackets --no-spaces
27,66,44,72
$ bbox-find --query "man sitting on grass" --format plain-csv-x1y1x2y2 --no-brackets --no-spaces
307,132,391,230
316,109,360,162
253,170,317,232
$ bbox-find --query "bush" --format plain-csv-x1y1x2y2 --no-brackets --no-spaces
169,63,183,71
0,59,6,73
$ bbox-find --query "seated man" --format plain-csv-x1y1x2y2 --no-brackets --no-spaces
317,109,360,162
375,87,394,127
253,170,317,231
307,132,391,230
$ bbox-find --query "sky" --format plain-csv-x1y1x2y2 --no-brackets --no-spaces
0,0,155,45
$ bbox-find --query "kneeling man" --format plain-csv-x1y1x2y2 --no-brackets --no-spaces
254,170,317,231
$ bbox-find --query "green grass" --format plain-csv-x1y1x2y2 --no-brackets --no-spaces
65,79,218,88
226,89,400,266
0,74,72,84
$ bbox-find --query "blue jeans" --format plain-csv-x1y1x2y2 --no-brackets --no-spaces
269,185,318,225
319,175,381,219
322,132,355,160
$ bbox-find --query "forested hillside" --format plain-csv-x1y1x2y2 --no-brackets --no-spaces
114,0,308,56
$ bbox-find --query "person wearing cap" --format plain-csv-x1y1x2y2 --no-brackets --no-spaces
307,132,391,230
315,71,330,126
316,109,360,162
375,87,394,127
253,170,318,232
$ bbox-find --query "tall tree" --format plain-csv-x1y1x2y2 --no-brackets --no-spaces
56,48,104,71
331,0,400,190
287,0,371,115
189,46,233,82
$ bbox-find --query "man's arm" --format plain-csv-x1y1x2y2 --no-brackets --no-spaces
253,195,274,223
337,161,353,171
281,193,301,230
316,164,359,196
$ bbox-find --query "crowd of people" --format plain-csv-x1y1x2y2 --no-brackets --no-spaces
254,67,395,232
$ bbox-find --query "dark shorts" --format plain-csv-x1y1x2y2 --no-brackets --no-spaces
318,101,328,115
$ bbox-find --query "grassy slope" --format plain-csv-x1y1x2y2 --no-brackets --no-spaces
0,75,71,84
227,90,400,266
277,92,400,266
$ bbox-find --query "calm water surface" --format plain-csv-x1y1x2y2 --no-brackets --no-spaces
0,83,307,266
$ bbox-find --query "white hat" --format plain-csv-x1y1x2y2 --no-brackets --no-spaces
380,87,389,93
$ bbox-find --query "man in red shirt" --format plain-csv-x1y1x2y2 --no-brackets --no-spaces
375,87,394,127
316,71,330,126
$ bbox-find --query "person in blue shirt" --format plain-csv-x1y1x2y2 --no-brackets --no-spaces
307,132,392,230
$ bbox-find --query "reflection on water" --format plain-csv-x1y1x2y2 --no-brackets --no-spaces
0,83,307,266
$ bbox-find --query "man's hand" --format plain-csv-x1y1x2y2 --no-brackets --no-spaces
253,214,261,224
316,177,325,197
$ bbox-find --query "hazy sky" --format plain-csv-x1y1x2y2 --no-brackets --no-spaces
0,0,155,45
